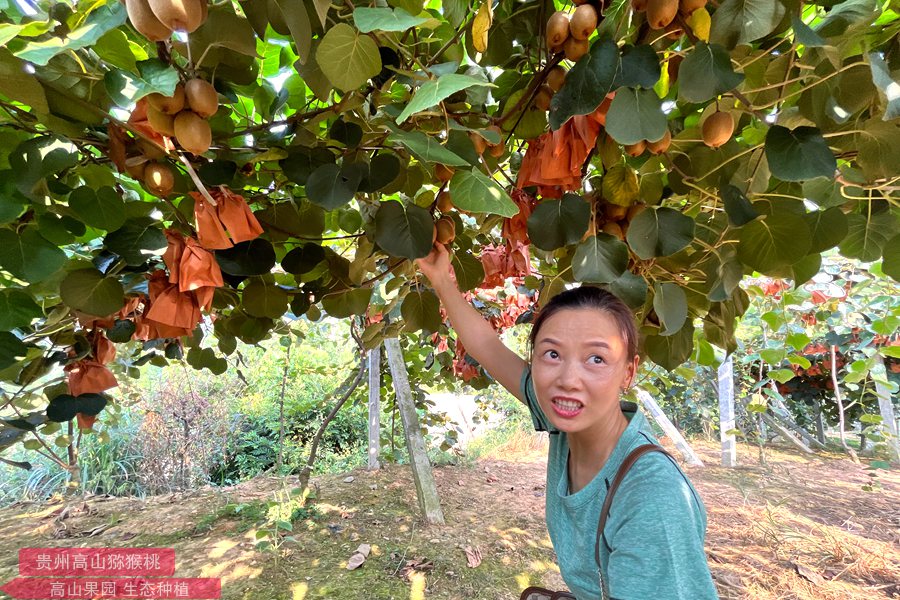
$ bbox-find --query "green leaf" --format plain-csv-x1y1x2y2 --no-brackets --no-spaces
606,271,648,310
653,282,688,336
450,251,485,292
625,207,695,260
280,146,335,186
527,193,591,251
448,170,517,217
710,0,786,49
104,59,179,107
786,332,810,351
401,289,441,333
882,234,900,282
615,44,661,89
0,48,49,114
14,3,127,66
604,87,667,146
791,253,821,286
0,331,27,371
0,226,66,283
321,288,372,318
816,0,879,38
94,28,145,71
500,88,548,139
572,234,628,284
791,16,826,47
216,239,277,277
396,74,494,124
0,289,41,331
765,126,836,182
106,319,136,343
186,347,228,375
104,218,167,266
737,210,811,273
305,163,362,210
838,211,896,262
857,120,900,180
721,185,760,227
879,345,900,359
242,279,290,319
787,354,811,369
760,348,785,364
60,269,125,318
68,186,126,231
805,207,848,254
316,23,382,92
282,244,326,275
768,368,796,384
549,38,619,130
273,0,312,65
678,43,745,103
602,165,640,207
354,7,429,32
868,53,899,121
645,322,694,371
359,154,401,193
374,200,433,260
388,129,469,167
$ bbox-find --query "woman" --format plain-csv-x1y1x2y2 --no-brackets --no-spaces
417,243,718,600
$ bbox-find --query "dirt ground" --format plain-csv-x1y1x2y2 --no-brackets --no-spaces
0,438,898,600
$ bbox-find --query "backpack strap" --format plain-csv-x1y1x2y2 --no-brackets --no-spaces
594,444,674,599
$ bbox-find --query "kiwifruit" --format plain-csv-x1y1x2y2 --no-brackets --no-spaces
546,11,571,49
136,137,167,160
546,66,567,92
144,162,174,196
432,225,437,244
535,84,554,111
146,105,176,137
489,141,505,158
646,0,678,29
701,111,734,149
604,203,629,221
664,22,683,40
125,158,147,180
573,0,589,4
435,163,455,182
147,84,185,115
173,110,212,155
469,131,487,154
147,0,204,32
631,0,649,11
184,78,218,118
601,221,625,240
564,36,590,62
569,4,598,41
679,0,706,15
626,203,646,221
624,140,646,157
435,216,456,244
646,129,672,155
667,54,683,82
125,0,172,41
436,190,453,213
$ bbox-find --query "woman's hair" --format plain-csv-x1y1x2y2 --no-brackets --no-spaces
528,286,638,360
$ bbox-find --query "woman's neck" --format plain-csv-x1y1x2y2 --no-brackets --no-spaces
567,405,629,490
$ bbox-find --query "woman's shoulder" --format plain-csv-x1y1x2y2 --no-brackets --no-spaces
616,444,703,509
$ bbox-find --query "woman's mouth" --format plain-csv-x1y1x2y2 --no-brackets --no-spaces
551,397,584,418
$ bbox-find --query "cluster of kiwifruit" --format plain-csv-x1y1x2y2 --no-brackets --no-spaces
624,129,672,157
701,111,734,148
534,65,567,112
546,1,600,62
469,125,505,158
631,0,706,29
596,201,646,241
145,79,218,155
432,165,457,245
124,140,176,197
124,0,208,41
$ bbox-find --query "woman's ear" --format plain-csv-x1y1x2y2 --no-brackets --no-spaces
624,354,640,389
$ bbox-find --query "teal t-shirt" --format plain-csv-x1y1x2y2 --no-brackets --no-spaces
521,369,719,600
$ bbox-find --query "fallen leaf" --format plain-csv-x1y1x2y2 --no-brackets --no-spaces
791,561,825,585
464,546,482,568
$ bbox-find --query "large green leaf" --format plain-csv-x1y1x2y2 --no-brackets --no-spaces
0,289,42,331
282,244,326,274
791,16,826,47
737,209,811,273
316,23,382,92
280,146,335,185
354,7,430,32
216,239,277,277
321,288,372,318
606,271,648,309
450,250,486,292
0,49,49,114
396,74,494,124
572,234,628,283
14,3,127,66
604,87,667,146
0,227,66,283
388,129,469,167
721,185,760,227
710,0,786,49
273,0,312,64
0,331,27,371
305,163,362,210
816,0,879,38
882,234,900,282
60,268,125,318
401,288,442,333
805,207,848,253
868,53,899,121
765,126,836,182
104,59,179,107
857,120,900,180
549,38,619,130
678,43,745,103
644,322,694,371
625,207,695,259
527,193,591,251
653,282,688,337
615,45,661,89
374,200,433,260
94,28,145,71
104,218,167,266
449,170,517,217
242,279,290,319
838,211,896,262
68,186,126,231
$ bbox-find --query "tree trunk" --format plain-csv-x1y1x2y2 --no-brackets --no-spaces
66,421,81,496
276,340,291,472
756,414,767,467
873,355,900,463
635,389,704,467
717,355,737,467
367,347,381,470
812,400,826,444
383,338,445,524
768,387,825,449
830,345,859,463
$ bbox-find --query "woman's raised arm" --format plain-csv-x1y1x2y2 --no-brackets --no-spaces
416,244,528,402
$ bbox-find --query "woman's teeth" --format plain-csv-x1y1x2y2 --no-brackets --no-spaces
553,399,583,411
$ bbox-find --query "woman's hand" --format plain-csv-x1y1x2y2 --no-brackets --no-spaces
415,243,455,290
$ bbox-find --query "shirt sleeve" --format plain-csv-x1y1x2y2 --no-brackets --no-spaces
519,367,557,433
604,454,718,600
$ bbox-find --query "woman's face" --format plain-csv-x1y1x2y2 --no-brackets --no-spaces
531,308,638,434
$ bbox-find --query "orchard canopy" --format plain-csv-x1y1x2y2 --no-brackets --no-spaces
0,0,899,445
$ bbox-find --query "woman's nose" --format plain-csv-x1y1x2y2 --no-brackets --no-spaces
557,361,581,389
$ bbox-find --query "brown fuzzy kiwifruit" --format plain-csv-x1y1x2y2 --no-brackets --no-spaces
146,105,176,137
664,22,684,40
569,4,598,40
173,110,212,155
125,0,172,41
535,84,554,112
184,78,218,118
435,163,455,182
147,0,204,32
144,162,174,196
489,141,505,158
435,216,456,245
631,0,649,11
604,203,629,221
469,131,487,154
646,129,672,155
626,203,646,221
136,137,167,160
573,0,589,4
679,0,706,15
701,111,734,149
147,84,185,115
125,158,147,180
601,221,625,240
667,54,683,82
546,11,571,49
624,140,646,157
436,190,453,213
564,36,590,62
546,66,567,92
646,0,678,29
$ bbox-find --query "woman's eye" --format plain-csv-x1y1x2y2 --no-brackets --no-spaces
545,350,559,359
590,355,604,365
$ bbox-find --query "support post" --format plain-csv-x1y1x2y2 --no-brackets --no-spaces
383,338,445,524
717,355,737,467
873,355,900,463
635,389,704,467
759,412,813,454
367,347,381,470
